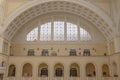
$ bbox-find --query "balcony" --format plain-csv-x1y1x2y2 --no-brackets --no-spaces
38,77,49,80
0,67,5,70
0,67,6,73
3,77,119,80
102,77,118,80
4,77,15,80
86,77,96,80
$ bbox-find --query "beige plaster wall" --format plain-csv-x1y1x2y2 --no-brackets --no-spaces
5,0,112,16
89,0,111,15
11,44,107,56
6,0,29,16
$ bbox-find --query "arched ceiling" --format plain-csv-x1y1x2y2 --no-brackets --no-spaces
3,0,114,40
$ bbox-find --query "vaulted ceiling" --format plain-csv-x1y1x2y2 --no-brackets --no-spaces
1,0,115,40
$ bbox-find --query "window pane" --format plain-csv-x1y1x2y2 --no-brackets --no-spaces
41,68,48,76
67,23,78,41
70,68,77,77
40,22,51,41
80,28,91,41
56,68,63,77
27,27,38,41
54,21,64,41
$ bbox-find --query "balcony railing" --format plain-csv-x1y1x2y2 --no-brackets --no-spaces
38,77,49,80
54,77,64,80
0,67,6,70
86,77,96,80
4,77,15,80
22,77,33,80
69,77,81,80
3,77,119,80
102,77,118,80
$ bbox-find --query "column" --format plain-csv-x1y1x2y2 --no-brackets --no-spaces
107,41,111,55
49,64,54,80
8,42,11,55
0,37,4,53
16,63,22,80
96,64,102,80
81,64,86,80
114,36,120,53
64,64,69,80
33,63,37,80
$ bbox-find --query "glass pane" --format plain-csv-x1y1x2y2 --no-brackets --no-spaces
67,22,78,41
40,22,51,41
56,68,63,77
70,68,77,77
80,28,91,41
27,27,38,41
54,21,64,41
41,68,48,76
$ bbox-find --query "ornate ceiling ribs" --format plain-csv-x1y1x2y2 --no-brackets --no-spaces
3,0,113,40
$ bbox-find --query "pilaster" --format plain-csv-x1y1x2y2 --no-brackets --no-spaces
114,36,120,53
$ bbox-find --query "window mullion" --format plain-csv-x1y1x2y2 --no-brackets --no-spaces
64,16,67,41
51,16,54,41
38,22,41,41
77,20,80,41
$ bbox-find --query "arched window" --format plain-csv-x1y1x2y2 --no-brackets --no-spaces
86,63,96,77
27,27,38,41
80,28,91,41
0,74,3,80
54,63,64,77
22,63,32,77
38,63,48,77
102,64,110,77
8,64,16,77
26,21,91,42
70,63,80,77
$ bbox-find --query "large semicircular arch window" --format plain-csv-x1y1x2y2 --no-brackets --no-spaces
26,21,91,42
